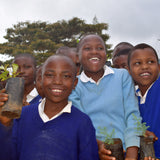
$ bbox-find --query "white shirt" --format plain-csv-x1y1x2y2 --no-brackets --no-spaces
38,98,72,123
26,88,39,103
135,84,153,104
80,65,114,85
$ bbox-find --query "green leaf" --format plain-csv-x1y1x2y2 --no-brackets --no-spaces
12,63,19,77
132,113,150,136
98,127,115,144
0,63,19,81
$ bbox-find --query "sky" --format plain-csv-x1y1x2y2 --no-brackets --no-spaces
1,0,160,61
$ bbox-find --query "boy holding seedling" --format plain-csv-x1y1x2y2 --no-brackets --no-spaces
0,53,40,159
11,55,99,160
69,34,141,160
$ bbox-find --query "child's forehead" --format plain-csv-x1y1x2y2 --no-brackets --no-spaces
132,48,156,57
44,56,76,72
82,35,104,45
47,56,71,65
14,56,33,62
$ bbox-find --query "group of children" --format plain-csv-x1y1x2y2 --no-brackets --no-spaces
0,33,160,160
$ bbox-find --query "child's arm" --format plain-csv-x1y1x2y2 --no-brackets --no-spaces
0,88,12,126
125,146,138,160
97,139,116,160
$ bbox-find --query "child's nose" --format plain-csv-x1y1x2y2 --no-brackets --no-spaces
142,63,149,69
18,67,25,74
92,48,98,54
53,76,62,84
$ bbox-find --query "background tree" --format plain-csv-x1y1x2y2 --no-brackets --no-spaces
0,17,112,65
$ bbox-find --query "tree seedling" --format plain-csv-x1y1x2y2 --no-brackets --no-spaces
98,127,115,144
0,63,19,81
132,113,150,136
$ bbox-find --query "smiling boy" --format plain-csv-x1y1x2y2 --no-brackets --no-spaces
11,55,99,160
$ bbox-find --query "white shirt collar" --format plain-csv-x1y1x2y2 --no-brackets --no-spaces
135,84,153,104
38,98,72,123
80,65,114,85
26,88,39,103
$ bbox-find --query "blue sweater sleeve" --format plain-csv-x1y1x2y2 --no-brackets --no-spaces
12,118,20,160
122,70,141,148
77,114,99,160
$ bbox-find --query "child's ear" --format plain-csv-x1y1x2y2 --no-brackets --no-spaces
73,77,78,89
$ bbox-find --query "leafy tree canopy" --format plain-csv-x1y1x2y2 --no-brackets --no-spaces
0,17,112,65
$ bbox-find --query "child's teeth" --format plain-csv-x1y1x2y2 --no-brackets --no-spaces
140,73,150,76
89,57,99,60
52,89,62,92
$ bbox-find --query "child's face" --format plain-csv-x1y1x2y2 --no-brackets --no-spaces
14,57,36,86
35,67,44,98
112,55,129,70
68,52,80,75
42,56,76,105
129,48,160,89
79,35,106,78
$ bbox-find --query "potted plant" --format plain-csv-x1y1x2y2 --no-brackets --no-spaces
0,63,24,119
98,127,124,160
132,113,155,159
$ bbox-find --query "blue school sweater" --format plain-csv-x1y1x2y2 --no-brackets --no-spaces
138,76,160,158
0,93,41,160
29,94,42,104
0,123,12,160
69,67,141,150
12,103,99,160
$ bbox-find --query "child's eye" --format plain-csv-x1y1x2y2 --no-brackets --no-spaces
148,60,154,64
63,74,71,79
24,65,31,69
97,47,104,50
83,47,91,51
134,62,141,65
45,73,53,77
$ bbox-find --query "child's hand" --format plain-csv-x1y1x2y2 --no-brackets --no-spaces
145,130,158,142
144,156,159,160
0,88,8,107
97,139,116,160
0,88,12,126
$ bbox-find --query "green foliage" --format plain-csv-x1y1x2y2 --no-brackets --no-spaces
98,127,115,144
132,113,150,136
0,17,112,65
0,63,19,81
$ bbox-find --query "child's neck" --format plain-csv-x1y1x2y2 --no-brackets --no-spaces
139,85,151,96
85,68,104,83
44,99,68,119
23,83,35,98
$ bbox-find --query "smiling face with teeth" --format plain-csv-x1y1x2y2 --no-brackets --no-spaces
78,35,107,82
42,55,77,111
129,48,160,95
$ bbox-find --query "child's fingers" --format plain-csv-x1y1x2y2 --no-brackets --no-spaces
0,89,8,107
0,88,6,93
145,130,158,141
144,156,158,160
98,143,116,160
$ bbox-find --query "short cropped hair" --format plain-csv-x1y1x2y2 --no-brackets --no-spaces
14,53,37,68
77,33,106,52
128,43,159,68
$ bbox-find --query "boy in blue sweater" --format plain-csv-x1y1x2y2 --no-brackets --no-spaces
128,43,160,158
69,34,141,160
11,54,99,160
